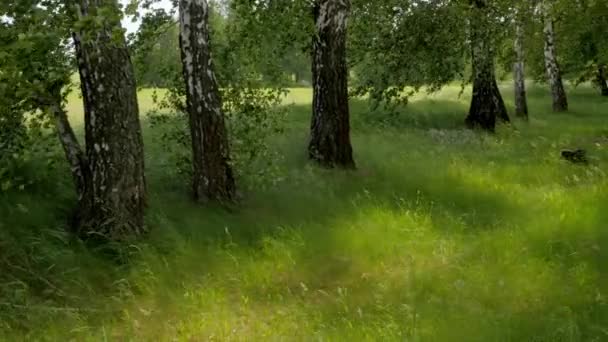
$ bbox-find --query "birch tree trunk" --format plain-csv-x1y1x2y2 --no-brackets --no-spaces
72,0,147,240
596,66,608,96
513,16,529,119
465,0,509,132
47,90,88,199
542,0,568,112
179,0,236,202
309,0,355,169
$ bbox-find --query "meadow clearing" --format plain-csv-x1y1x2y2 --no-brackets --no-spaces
1,84,607,341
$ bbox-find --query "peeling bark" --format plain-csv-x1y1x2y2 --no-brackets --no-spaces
179,0,236,202
465,0,509,132
542,0,568,112
513,16,528,120
309,0,355,169
72,0,147,240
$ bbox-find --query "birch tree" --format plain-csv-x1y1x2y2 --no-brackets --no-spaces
597,67,608,97
178,0,236,201
513,7,528,119
1,0,148,240
465,0,509,132
309,0,355,168
70,0,147,239
542,0,568,112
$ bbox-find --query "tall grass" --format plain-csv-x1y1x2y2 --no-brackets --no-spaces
1,84,607,341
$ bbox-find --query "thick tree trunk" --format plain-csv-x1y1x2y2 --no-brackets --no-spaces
309,0,355,169
513,17,529,120
596,66,608,96
465,0,509,132
542,1,568,112
179,0,236,202
72,0,147,240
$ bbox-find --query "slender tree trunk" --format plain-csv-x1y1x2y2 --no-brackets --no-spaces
542,0,568,112
72,0,147,240
309,0,355,169
47,91,87,199
596,66,608,96
179,0,236,202
465,0,509,132
513,16,529,120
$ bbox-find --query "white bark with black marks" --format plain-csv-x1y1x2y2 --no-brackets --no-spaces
542,0,568,112
179,0,236,202
48,97,87,198
513,16,528,119
309,0,355,168
72,0,147,241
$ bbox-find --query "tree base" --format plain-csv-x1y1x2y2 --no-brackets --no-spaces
596,67,608,96
551,97,568,112
515,110,529,120
309,145,356,169
192,167,237,204
69,183,147,243
466,81,509,132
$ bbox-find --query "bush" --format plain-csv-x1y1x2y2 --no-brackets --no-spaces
148,83,288,190
0,107,59,193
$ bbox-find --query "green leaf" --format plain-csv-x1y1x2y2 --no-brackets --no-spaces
1,180,12,191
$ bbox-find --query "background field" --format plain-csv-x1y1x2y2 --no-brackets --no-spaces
2,84,608,341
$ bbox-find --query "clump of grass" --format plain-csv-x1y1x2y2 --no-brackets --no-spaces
1,84,607,341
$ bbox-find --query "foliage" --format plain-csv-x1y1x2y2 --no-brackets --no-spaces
227,0,314,86
148,76,288,190
129,1,313,88
138,1,292,188
0,0,71,192
0,112,59,192
514,0,608,87
222,86,288,186
0,0,74,310
128,9,180,88
148,83,288,189
349,0,468,107
0,76,29,191
556,0,608,85
227,0,464,108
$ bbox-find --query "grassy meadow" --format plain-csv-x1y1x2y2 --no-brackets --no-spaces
1,84,608,340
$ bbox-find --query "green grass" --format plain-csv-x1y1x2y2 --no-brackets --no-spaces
1,84,608,341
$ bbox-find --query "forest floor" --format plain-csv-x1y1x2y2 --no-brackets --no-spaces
1,84,607,341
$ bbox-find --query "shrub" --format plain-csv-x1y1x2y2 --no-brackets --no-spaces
148,80,287,190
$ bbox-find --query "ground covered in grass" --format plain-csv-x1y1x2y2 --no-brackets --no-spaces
1,85,607,341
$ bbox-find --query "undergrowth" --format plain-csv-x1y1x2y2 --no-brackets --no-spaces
1,84,607,341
